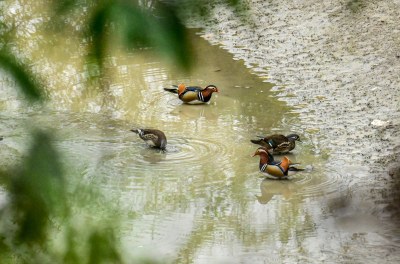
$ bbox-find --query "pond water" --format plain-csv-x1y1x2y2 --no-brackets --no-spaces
1,1,400,263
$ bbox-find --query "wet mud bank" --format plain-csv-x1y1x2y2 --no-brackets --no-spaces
188,1,400,218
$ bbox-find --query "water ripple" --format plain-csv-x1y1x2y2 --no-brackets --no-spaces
293,166,347,199
256,164,348,204
85,136,230,187
163,137,229,165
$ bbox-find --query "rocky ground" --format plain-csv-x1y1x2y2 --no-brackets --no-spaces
188,0,400,217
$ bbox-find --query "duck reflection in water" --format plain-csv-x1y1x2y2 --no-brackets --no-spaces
256,179,297,204
139,147,166,164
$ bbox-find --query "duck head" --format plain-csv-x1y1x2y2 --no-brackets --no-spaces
205,84,219,93
252,147,274,160
287,134,301,142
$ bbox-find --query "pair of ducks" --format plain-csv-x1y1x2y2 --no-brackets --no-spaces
251,134,303,180
131,84,220,150
132,83,303,180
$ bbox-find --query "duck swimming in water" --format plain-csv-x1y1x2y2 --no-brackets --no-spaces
252,147,304,180
130,128,167,150
164,84,219,104
250,133,301,154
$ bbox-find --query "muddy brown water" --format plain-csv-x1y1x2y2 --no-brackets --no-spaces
1,1,400,263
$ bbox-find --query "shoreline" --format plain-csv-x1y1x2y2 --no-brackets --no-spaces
188,0,400,217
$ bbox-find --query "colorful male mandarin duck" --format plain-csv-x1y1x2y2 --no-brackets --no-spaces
164,84,219,104
130,128,167,150
250,133,301,154
252,147,304,180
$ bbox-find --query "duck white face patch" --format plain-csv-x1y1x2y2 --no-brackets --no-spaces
258,149,268,154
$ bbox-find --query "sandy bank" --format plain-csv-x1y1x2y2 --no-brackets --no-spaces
188,0,400,215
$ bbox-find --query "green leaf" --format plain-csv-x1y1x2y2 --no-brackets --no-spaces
52,0,80,14
85,1,192,72
88,228,121,264
110,1,192,70
0,50,43,101
150,1,191,70
10,131,66,244
87,3,111,67
111,2,152,48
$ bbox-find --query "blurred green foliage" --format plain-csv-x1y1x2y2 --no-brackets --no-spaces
0,50,43,101
53,0,193,73
10,132,66,244
0,0,242,263
0,132,124,263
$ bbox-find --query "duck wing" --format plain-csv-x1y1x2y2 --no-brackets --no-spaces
250,138,271,148
133,128,164,138
140,131,159,141
273,141,292,153
264,134,288,147
185,86,203,92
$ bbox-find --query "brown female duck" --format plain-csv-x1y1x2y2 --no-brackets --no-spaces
250,133,301,154
130,128,167,150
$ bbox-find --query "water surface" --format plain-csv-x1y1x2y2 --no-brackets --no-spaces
1,1,399,263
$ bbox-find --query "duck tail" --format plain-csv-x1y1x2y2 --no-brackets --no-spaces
163,87,178,94
250,139,264,145
288,166,304,172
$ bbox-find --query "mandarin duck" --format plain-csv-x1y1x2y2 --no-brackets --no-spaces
130,128,167,150
252,147,304,180
250,133,301,154
164,84,219,104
